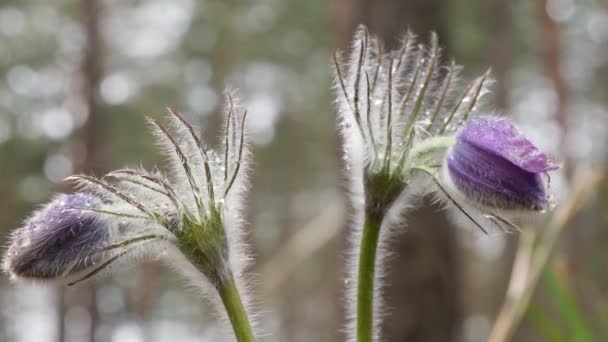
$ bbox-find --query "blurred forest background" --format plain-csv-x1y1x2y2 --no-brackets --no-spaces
0,0,607,341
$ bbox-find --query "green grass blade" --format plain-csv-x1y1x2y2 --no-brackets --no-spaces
527,303,567,342
543,265,594,342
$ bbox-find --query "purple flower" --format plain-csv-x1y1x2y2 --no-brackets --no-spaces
445,116,558,211
3,193,109,281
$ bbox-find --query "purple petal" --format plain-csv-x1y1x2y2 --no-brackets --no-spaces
458,116,558,173
447,142,548,211
3,193,109,280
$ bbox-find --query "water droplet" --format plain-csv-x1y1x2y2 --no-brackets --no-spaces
21,237,31,248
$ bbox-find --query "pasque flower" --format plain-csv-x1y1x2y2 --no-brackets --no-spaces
443,116,558,212
334,26,493,342
334,26,558,342
3,92,256,341
3,193,109,283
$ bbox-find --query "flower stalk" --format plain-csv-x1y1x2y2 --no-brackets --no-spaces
357,214,382,342
218,279,256,342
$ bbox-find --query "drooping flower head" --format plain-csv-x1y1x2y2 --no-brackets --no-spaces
443,116,558,213
3,193,109,283
3,91,251,290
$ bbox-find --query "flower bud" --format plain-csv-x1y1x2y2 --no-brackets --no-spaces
3,193,109,282
444,116,558,212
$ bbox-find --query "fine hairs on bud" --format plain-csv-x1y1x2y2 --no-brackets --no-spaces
3,193,111,284
334,25,493,342
3,89,258,340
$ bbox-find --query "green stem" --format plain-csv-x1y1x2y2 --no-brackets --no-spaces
357,214,382,342
218,279,256,342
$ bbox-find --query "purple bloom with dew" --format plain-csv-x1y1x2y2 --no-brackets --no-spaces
3,193,109,282
444,116,559,212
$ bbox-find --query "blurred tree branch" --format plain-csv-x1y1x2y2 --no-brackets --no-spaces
487,168,604,342
539,0,569,178
260,201,344,295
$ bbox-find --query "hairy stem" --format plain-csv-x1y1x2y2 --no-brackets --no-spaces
218,279,255,342
357,214,382,342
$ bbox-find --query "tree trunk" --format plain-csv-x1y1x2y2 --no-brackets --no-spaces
58,1,105,341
